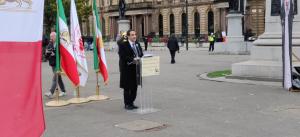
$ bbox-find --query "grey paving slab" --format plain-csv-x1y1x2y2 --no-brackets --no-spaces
115,120,165,131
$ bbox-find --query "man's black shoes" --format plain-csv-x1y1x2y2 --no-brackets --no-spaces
132,105,139,109
125,105,139,110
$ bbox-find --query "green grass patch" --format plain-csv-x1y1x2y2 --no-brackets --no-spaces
207,70,232,78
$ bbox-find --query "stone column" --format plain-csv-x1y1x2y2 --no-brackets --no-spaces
231,0,300,80
134,16,138,31
144,15,149,36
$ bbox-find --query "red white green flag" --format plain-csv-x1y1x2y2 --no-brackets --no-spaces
57,0,80,86
92,0,109,83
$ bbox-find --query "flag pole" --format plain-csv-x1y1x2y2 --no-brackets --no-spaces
46,71,70,107
88,0,109,101
68,83,90,104
55,72,60,101
96,71,100,96
88,71,109,101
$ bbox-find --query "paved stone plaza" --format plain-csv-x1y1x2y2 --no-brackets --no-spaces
42,48,300,137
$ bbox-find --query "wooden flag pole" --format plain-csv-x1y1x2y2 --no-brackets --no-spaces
46,72,70,107
88,72,109,101
96,71,100,96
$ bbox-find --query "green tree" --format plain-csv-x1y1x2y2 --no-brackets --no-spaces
44,0,92,35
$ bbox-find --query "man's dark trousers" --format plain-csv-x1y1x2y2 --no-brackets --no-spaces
170,50,176,63
209,41,214,51
123,86,138,106
144,42,148,51
50,67,66,94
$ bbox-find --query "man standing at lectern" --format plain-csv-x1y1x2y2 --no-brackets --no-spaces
118,30,144,110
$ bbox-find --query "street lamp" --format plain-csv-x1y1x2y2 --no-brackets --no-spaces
185,0,188,51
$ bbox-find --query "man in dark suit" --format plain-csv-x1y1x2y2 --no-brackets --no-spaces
167,34,179,64
118,30,144,110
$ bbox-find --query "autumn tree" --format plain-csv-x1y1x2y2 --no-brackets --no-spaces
44,0,92,35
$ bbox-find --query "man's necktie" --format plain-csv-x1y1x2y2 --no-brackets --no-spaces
132,43,138,57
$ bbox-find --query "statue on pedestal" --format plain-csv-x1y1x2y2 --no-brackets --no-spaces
229,0,240,13
119,0,126,19
271,0,281,16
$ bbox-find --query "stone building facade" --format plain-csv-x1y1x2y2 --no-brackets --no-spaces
83,0,266,40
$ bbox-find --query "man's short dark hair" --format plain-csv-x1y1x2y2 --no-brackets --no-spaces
127,30,136,36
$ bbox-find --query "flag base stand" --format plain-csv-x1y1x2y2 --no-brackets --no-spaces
87,95,109,101
67,97,90,104
46,100,70,107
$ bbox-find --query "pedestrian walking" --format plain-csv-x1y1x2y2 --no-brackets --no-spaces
167,34,179,64
44,32,67,98
143,36,148,51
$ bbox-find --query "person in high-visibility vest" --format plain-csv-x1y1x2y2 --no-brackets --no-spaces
208,33,215,52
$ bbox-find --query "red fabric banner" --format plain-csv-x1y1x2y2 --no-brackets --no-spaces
0,41,45,137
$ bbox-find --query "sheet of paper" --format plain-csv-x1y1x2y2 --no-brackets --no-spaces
141,56,160,77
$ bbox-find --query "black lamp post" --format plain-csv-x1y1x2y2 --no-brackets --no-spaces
185,0,188,51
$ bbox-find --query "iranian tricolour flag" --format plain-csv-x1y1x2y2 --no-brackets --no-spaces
92,0,109,83
0,1,45,137
57,0,80,86
70,0,88,86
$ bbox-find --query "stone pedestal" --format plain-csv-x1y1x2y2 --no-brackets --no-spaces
117,19,130,33
231,0,300,80
215,13,250,54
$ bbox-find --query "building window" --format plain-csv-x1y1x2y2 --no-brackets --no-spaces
181,13,187,37
194,11,200,37
170,14,175,35
207,10,214,34
159,14,163,36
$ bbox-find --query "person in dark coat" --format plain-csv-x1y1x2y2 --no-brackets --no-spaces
117,32,127,73
167,34,179,64
42,33,49,62
44,32,66,98
143,36,148,51
118,30,144,110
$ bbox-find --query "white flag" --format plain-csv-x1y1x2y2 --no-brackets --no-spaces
281,0,294,90
71,0,88,86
